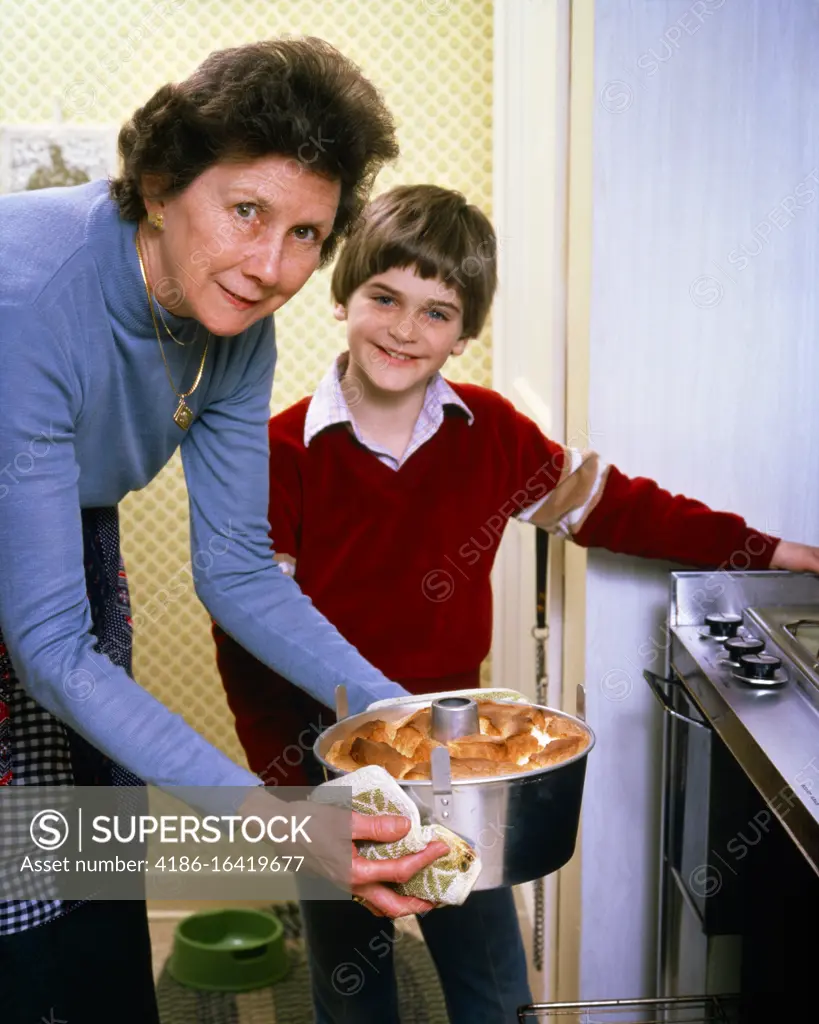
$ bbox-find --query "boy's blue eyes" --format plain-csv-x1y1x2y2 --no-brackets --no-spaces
372,295,448,320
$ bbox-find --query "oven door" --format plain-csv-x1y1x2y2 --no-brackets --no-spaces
647,669,748,999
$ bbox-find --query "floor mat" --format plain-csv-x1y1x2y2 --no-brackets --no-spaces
155,902,450,1023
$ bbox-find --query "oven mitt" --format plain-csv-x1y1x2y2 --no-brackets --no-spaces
366,687,530,712
311,764,482,905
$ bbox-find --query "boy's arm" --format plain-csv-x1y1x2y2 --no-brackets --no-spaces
510,409,816,571
530,455,778,568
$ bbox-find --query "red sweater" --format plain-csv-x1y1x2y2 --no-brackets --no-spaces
213,383,778,784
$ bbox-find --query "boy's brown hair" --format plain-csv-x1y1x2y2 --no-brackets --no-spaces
330,184,497,339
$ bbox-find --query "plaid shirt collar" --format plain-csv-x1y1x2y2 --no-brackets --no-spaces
304,354,474,469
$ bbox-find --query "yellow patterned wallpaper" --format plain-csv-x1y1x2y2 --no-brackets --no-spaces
0,0,494,766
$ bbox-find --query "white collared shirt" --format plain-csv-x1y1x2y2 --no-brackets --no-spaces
303,354,474,470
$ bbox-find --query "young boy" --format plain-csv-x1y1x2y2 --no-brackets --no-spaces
212,184,819,1024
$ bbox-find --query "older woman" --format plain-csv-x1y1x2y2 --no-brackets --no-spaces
0,38,447,1022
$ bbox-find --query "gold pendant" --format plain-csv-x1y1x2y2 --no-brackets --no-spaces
173,399,194,430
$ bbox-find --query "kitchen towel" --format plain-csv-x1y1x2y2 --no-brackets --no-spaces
311,764,482,905
366,687,530,712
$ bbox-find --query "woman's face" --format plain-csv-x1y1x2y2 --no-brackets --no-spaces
142,155,341,336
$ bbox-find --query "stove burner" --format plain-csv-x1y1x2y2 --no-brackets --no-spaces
699,612,743,641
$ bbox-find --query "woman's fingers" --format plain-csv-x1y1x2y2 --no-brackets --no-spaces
351,839,450,886
346,812,451,917
351,811,413,842
352,882,437,919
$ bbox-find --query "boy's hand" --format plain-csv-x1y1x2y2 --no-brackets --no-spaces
769,541,819,574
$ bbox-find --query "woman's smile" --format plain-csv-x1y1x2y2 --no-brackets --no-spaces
218,282,261,311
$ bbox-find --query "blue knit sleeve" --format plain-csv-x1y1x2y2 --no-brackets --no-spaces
0,305,262,791
181,317,407,717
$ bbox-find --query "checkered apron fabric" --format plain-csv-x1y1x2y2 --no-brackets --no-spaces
0,506,142,934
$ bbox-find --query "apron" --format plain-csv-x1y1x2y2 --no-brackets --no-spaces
0,506,142,934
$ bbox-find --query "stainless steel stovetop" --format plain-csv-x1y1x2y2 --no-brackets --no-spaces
668,571,819,875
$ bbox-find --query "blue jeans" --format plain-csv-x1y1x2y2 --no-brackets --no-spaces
299,886,532,1024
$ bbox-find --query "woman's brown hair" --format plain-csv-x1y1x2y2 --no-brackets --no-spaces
110,37,399,265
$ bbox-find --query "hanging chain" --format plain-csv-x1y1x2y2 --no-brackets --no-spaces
534,626,549,707
532,619,549,973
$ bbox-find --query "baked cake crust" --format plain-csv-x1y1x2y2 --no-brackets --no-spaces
324,700,589,780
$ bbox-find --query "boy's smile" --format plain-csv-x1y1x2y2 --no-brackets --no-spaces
335,265,467,399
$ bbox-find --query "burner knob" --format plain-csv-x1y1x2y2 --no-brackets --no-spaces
705,613,742,638
724,636,765,661
739,653,782,680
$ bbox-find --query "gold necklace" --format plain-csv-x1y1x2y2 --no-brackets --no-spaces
135,230,209,430
154,292,191,347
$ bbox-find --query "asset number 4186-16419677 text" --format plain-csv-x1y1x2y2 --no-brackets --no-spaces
152,855,305,873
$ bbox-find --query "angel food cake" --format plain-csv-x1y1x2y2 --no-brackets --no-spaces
324,700,590,781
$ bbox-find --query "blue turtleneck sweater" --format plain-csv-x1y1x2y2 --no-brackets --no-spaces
0,179,404,791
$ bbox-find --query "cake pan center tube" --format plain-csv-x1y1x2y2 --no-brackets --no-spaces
430,697,480,742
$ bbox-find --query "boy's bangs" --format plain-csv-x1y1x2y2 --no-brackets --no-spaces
371,242,462,290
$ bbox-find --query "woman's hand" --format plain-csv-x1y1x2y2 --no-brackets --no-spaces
238,790,448,918
349,811,449,918
769,541,819,574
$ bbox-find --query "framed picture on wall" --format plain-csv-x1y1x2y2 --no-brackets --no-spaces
0,124,118,193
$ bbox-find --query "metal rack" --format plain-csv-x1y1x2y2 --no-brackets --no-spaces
517,994,741,1023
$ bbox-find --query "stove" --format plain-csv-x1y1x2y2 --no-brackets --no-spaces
655,570,819,1009
667,571,819,863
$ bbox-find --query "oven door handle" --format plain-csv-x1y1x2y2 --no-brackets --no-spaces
643,670,711,730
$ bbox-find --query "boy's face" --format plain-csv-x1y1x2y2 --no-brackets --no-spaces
335,265,467,396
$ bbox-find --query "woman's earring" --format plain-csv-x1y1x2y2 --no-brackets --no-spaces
148,211,165,231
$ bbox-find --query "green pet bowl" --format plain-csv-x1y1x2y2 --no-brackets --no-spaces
168,908,288,992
